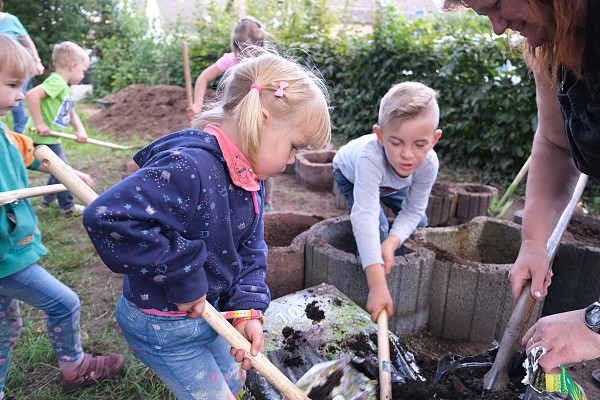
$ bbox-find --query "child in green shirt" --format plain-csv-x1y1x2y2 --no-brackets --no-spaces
24,41,90,216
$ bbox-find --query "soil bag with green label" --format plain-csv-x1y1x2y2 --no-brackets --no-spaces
522,347,587,400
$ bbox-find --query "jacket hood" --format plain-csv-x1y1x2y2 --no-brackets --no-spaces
133,128,220,168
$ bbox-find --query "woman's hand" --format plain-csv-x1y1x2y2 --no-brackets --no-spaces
509,239,551,301
523,309,600,373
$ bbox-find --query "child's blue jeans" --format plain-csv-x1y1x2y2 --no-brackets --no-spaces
333,168,427,242
37,144,76,210
0,263,83,391
116,296,243,400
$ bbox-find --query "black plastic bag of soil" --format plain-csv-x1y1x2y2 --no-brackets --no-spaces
241,284,425,399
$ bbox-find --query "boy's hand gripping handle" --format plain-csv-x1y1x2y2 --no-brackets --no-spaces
33,145,310,400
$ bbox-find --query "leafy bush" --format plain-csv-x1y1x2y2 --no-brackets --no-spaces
302,6,536,182
91,1,184,97
90,0,537,182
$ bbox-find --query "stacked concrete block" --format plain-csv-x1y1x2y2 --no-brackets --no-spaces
426,182,458,227
513,211,600,315
263,212,323,299
413,216,542,343
454,183,498,222
332,181,348,210
304,215,436,336
540,213,600,316
295,149,337,192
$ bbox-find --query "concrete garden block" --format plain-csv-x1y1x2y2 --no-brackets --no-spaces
454,183,498,222
263,212,323,299
285,144,334,175
426,182,458,227
540,213,600,316
304,215,436,336
512,211,600,315
332,181,348,210
414,216,542,343
295,149,337,192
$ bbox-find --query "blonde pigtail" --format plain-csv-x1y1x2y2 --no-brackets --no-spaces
235,84,264,163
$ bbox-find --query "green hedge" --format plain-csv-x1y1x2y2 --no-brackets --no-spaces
92,1,537,183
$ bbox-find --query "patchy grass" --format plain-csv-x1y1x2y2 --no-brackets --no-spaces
7,105,175,399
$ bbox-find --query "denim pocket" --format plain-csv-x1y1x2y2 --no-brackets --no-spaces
150,317,203,347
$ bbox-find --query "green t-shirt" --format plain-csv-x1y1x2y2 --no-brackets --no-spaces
24,72,74,145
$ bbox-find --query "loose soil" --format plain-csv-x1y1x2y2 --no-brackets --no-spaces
83,85,600,399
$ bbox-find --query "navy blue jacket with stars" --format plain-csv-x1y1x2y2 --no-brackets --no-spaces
83,127,270,313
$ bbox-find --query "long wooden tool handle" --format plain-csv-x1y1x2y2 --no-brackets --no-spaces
47,130,131,150
201,303,309,399
377,309,392,399
0,184,67,206
182,41,193,109
33,145,309,400
484,173,589,391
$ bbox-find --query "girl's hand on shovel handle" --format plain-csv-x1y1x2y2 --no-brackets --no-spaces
230,319,265,370
176,295,206,319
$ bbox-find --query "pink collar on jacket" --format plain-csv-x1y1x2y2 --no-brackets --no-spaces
204,125,261,213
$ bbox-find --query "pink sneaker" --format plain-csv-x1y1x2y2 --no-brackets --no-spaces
62,353,125,390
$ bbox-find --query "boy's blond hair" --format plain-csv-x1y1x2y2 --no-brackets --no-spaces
379,81,439,132
0,33,35,79
52,41,89,68
193,51,331,163
231,16,265,56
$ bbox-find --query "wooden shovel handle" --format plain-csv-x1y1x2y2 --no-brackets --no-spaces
47,130,131,150
33,145,309,400
484,173,589,391
0,184,67,206
377,309,393,399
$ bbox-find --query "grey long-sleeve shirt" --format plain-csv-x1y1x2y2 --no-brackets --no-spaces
333,134,439,268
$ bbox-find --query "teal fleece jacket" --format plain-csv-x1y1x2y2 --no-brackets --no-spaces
0,122,47,277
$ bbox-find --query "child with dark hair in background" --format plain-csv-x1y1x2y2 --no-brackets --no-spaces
187,16,276,211
333,81,442,323
24,41,90,216
0,33,124,398
83,51,331,399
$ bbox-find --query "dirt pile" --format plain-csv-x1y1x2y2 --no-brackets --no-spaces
87,84,190,140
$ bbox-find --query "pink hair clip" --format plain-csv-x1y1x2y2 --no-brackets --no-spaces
274,81,289,97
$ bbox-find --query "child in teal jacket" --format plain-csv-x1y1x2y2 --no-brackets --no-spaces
0,33,124,397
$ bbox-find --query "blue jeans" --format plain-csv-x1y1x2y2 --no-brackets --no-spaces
0,263,83,391
37,144,75,210
333,168,427,243
11,77,30,133
116,296,243,400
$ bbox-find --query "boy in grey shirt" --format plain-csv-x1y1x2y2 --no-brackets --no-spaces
332,81,442,322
